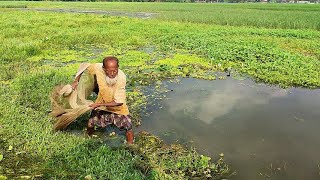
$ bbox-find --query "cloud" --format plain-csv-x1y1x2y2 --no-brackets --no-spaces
165,80,289,124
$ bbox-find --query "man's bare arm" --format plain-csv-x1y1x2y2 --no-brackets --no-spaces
71,73,83,90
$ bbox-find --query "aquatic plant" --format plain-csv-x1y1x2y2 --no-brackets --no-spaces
130,131,232,179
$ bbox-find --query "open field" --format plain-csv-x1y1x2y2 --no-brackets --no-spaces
0,2,319,179
1,1,320,29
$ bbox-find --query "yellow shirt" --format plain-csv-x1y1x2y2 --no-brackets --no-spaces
86,63,130,115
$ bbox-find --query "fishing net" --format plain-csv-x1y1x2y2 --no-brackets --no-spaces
50,71,95,130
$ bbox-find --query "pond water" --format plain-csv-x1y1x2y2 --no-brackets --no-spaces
137,77,320,180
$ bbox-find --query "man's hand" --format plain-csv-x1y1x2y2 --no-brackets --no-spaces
89,103,101,109
71,81,78,90
89,101,123,109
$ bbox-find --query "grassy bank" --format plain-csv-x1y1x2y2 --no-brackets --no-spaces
0,2,319,179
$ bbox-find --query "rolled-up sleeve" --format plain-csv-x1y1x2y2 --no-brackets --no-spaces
114,76,126,104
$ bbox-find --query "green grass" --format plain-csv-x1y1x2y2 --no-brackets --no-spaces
1,1,320,29
0,2,319,179
1,10,319,87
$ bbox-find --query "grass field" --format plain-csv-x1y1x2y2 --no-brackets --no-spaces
1,1,320,29
0,1,319,179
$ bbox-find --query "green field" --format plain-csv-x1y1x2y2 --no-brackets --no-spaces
0,1,319,179
1,1,320,29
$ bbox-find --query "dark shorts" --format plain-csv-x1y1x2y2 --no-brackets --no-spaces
88,110,132,131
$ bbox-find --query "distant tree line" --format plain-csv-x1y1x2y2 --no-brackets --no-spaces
4,0,320,3
224,0,319,3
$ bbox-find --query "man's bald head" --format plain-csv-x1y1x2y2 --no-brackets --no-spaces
103,56,119,68
102,56,119,79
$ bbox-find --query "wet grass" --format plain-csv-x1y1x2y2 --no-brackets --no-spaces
44,140,143,179
0,2,319,179
0,87,146,179
1,10,319,87
0,132,43,179
0,3,26,8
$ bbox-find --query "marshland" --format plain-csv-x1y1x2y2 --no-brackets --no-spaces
0,1,319,179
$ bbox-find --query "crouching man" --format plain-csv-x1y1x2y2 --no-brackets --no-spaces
72,56,134,144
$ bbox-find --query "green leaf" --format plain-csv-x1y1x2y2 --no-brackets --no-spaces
8,145,13,151
0,154,3,162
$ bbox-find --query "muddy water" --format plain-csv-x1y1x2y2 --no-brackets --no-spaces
137,77,320,180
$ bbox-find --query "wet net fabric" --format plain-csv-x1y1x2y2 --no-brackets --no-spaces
50,71,95,130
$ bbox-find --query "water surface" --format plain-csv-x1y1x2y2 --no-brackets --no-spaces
138,77,320,180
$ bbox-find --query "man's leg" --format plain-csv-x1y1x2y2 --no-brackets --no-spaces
126,129,134,144
87,110,100,136
111,113,134,144
87,125,94,136
87,120,95,136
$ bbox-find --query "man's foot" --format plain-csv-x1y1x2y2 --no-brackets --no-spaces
125,130,134,144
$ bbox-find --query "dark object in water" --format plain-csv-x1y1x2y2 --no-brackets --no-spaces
226,67,231,77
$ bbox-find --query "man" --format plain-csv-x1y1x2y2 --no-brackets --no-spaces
71,56,134,144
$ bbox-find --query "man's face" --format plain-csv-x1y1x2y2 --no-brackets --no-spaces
103,61,118,79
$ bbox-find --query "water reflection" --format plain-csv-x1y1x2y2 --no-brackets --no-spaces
138,77,320,180
166,80,290,124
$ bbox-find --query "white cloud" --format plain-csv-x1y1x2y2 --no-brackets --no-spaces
165,80,289,124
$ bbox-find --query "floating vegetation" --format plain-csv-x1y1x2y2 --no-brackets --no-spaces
129,131,233,179
258,161,288,179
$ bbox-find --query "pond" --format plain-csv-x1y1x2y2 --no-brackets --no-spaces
137,77,320,180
